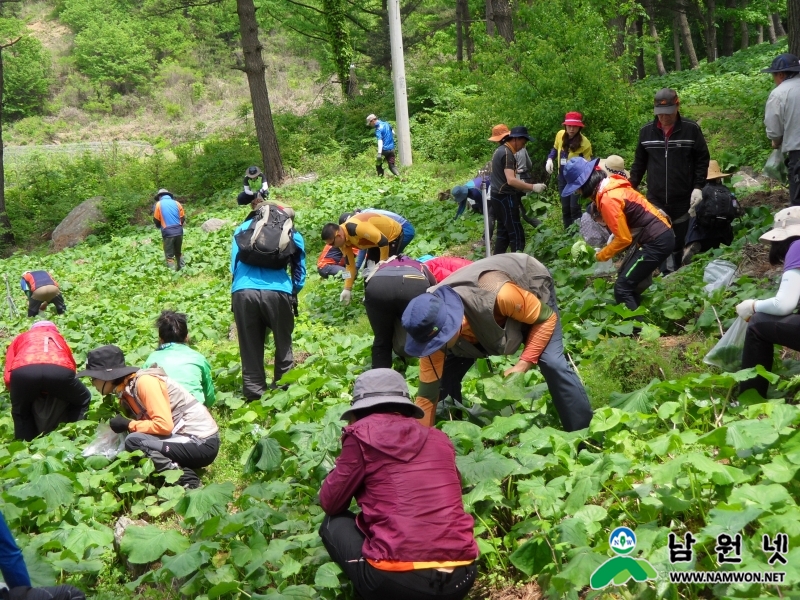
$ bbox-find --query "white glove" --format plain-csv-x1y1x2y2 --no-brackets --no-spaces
340,289,352,305
736,299,756,321
545,158,554,174
531,183,546,193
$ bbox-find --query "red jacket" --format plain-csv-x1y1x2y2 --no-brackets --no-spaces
424,257,473,283
4,325,77,386
319,413,478,563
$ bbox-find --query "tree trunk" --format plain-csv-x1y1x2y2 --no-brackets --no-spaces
774,13,786,37
740,0,749,50
490,0,513,42
0,46,15,251
757,23,763,43
767,16,777,43
634,17,646,79
347,64,359,97
485,0,494,36
609,15,626,58
322,0,353,96
456,0,463,61
645,0,666,75
722,0,736,56
677,5,699,68
465,7,474,60
673,15,683,71
790,0,800,56
704,0,717,62
236,0,284,185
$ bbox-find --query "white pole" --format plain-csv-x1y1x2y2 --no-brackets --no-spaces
387,0,412,166
481,179,492,258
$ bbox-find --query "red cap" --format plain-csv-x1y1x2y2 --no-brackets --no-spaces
563,112,585,127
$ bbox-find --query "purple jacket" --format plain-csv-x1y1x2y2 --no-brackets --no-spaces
319,413,478,563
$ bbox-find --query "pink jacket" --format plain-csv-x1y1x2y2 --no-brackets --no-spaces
319,413,478,563
425,257,473,283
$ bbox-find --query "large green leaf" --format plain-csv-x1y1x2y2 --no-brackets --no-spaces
608,379,658,413
64,523,113,558
244,436,284,474
314,562,342,588
728,484,794,511
160,542,213,578
509,538,551,577
11,473,74,506
120,525,190,564
456,448,519,486
175,482,235,522
762,455,800,483
480,413,532,441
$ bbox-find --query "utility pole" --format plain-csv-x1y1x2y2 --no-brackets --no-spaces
387,0,412,166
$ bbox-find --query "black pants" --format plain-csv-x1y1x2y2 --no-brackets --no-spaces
27,294,66,318
4,586,85,600
788,150,800,207
238,191,257,206
232,289,295,399
162,235,183,270
125,432,220,488
319,512,476,600
365,273,430,369
364,237,402,265
740,312,800,397
614,230,675,311
491,194,525,254
651,202,688,272
557,177,581,229
9,364,91,441
377,150,400,177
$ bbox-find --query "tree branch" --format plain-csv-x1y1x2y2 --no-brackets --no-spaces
261,6,330,43
0,36,21,50
144,0,223,17
283,0,326,15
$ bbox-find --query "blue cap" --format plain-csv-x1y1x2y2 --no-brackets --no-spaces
451,185,469,203
402,286,464,357
561,157,601,197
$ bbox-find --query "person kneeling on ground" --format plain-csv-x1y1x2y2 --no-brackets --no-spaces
237,166,269,206
736,207,800,397
78,345,219,489
682,160,741,265
4,321,91,441
562,156,674,311
317,244,347,278
401,253,593,430
319,369,478,600
0,510,85,600
143,310,216,407
20,271,66,318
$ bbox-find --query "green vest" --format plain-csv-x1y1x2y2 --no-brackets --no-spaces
429,253,553,358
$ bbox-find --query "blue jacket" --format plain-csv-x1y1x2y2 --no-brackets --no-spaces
153,196,185,238
230,220,306,295
0,511,30,589
375,120,395,151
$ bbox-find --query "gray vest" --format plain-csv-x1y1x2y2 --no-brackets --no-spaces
429,253,553,358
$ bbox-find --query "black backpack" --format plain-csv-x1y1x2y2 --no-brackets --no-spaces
696,186,739,228
234,204,297,269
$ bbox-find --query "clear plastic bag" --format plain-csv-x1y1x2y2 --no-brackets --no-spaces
703,317,748,371
703,259,737,294
82,423,126,459
763,149,788,184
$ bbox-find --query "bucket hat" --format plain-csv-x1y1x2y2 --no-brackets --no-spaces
341,369,424,421
154,188,173,200
561,156,601,197
366,113,378,126
450,185,469,203
402,286,464,357
488,124,510,142
563,112,585,127
507,126,532,141
245,166,262,178
599,155,629,178
77,345,140,380
760,207,800,242
706,160,730,180
654,88,679,115
30,320,56,330
761,53,800,73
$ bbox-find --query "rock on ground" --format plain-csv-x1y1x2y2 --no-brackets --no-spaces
731,171,761,190
201,218,229,233
51,196,104,251
113,516,149,577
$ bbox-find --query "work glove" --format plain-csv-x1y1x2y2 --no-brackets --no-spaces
531,183,546,193
736,299,756,322
545,158,554,174
339,289,352,305
291,294,299,317
109,415,131,434
689,189,703,217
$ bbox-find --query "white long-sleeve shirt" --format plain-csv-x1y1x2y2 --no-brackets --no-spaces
755,269,800,315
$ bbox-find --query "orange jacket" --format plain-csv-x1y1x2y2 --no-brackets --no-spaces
4,325,76,386
595,176,671,262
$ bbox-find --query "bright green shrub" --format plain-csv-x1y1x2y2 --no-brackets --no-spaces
3,36,51,121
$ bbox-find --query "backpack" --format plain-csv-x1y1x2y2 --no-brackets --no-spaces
696,186,739,228
234,203,297,269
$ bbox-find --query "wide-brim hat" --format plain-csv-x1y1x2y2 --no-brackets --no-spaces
155,188,172,200
451,185,469,203
562,157,601,196
402,286,464,357
760,207,800,242
707,160,730,179
600,155,629,178
341,369,424,420
245,166,262,178
77,345,139,380
507,126,532,141
761,53,800,73
563,112,585,127
488,124,510,142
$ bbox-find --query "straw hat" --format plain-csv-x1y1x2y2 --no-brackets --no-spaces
599,155,629,178
706,160,730,180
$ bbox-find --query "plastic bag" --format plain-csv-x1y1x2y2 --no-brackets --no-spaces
703,317,748,371
703,259,737,295
82,423,126,459
763,149,788,184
